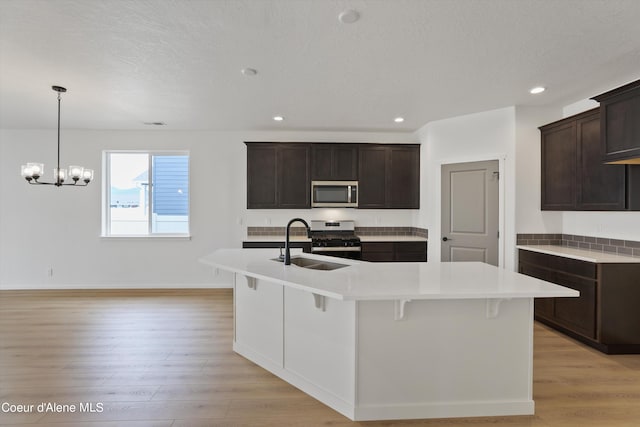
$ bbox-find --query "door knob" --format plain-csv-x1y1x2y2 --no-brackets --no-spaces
442,237,451,242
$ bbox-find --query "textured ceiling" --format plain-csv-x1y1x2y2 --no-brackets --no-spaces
0,0,639,132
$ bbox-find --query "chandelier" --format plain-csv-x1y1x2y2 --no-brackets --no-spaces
21,86,94,186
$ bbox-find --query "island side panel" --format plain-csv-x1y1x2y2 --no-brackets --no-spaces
355,298,534,421
234,274,284,369
283,286,357,411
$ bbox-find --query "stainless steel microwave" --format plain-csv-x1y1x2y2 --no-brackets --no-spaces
311,181,358,208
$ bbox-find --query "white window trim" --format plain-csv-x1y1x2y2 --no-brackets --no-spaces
101,150,191,238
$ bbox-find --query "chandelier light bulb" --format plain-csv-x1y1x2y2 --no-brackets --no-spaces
68,165,84,181
28,162,44,177
82,169,94,183
54,168,66,183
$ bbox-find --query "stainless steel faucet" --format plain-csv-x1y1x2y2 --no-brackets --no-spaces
285,218,311,265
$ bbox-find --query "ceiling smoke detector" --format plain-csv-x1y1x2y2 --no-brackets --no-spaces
338,9,360,24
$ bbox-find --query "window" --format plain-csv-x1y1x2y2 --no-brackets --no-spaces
103,151,190,237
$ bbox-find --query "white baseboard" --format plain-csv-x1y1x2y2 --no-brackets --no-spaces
353,400,535,421
0,282,233,290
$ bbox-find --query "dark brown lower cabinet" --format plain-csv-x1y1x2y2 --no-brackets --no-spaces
361,241,427,262
518,249,640,354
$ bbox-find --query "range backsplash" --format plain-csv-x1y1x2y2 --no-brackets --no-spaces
248,226,428,238
517,233,640,258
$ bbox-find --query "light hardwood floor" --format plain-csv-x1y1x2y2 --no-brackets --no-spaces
1,289,639,427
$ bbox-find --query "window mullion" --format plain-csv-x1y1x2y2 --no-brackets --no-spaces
148,154,153,235
105,153,111,236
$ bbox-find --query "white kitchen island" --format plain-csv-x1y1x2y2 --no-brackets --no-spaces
199,249,578,421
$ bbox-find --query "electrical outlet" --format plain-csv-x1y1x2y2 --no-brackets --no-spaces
47,267,54,278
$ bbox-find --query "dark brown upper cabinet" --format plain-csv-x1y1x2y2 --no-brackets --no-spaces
246,143,278,209
246,142,310,209
358,145,388,208
388,145,420,208
540,109,626,211
247,142,419,209
359,144,420,209
311,144,358,180
540,118,577,210
592,79,640,164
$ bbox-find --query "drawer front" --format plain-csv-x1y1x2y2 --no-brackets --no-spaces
519,250,596,278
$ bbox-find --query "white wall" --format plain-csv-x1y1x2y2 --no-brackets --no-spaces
0,129,416,289
415,107,517,270
514,106,563,235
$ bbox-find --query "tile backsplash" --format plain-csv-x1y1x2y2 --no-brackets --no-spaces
248,226,428,238
517,233,640,258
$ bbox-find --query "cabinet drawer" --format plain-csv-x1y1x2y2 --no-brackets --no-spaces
519,250,596,279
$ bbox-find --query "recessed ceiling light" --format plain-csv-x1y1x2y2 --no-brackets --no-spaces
241,68,257,76
338,9,360,24
273,116,284,122
394,117,405,123
529,86,546,94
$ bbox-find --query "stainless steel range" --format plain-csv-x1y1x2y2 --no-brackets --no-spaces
310,220,361,259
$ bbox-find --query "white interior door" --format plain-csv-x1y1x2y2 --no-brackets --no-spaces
441,160,499,266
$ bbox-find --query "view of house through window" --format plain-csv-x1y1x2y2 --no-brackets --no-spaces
105,151,190,236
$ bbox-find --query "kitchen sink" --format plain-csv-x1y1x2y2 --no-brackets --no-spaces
271,256,349,271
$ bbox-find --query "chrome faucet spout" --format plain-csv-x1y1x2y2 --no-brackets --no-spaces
285,218,311,265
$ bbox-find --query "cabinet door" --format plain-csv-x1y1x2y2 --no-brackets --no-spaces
394,241,427,262
388,146,420,209
577,112,626,210
332,145,358,180
311,144,358,180
552,272,597,339
358,146,388,208
601,91,640,162
541,122,577,210
278,144,310,208
311,145,333,180
361,242,394,262
247,144,278,208
518,262,555,319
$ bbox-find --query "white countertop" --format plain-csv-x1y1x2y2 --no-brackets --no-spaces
358,235,428,242
200,249,578,301
517,245,640,263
